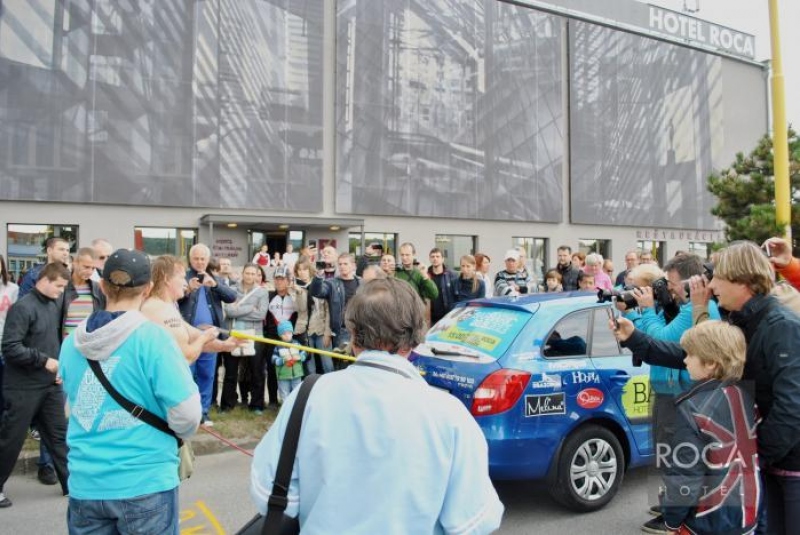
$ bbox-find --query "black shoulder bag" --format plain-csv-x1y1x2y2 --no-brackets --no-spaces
236,374,321,535
86,359,195,480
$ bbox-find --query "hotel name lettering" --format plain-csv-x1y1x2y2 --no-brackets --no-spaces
635,230,721,242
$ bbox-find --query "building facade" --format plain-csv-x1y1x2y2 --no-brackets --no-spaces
0,0,767,281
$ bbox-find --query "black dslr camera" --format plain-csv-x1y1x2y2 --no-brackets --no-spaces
597,287,638,310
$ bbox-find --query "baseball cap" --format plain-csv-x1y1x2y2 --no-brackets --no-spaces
504,249,520,261
103,249,151,287
277,320,294,336
274,266,291,279
370,242,384,252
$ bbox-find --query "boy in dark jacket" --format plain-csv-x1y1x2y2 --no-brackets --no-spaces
660,321,760,535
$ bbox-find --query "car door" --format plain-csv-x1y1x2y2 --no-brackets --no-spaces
589,307,653,456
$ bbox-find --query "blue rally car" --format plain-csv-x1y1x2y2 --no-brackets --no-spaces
410,292,654,512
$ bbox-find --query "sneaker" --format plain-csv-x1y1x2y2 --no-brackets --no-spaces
641,515,669,534
201,419,214,427
648,504,663,517
37,465,58,486
29,429,41,441
0,492,11,508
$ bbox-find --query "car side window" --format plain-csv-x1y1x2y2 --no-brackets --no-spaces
543,310,590,358
591,308,624,357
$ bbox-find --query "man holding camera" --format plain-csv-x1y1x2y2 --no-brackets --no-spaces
310,253,360,371
179,243,237,425
612,241,800,535
628,253,720,534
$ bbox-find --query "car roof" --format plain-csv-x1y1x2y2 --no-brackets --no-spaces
465,291,602,313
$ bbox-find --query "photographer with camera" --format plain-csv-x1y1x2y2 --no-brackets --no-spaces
611,241,800,535
626,254,721,533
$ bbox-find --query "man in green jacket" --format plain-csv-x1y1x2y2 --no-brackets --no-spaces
395,243,438,302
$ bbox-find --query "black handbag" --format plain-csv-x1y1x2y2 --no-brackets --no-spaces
235,374,321,535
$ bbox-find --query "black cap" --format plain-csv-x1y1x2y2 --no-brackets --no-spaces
103,249,151,287
370,242,384,252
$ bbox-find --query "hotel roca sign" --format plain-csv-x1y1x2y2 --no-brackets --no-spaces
519,1,757,61
649,6,755,59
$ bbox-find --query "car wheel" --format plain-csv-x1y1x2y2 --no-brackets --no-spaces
548,424,625,512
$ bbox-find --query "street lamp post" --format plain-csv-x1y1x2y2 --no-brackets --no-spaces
768,0,791,239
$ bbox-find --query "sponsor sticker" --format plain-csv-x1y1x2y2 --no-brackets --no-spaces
621,375,653,421
524,393,566,417
577,388,605,409
564,370,601,385
546,360,587,372
530,372,561,390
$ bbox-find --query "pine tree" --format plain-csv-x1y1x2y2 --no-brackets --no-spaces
707,128,800,251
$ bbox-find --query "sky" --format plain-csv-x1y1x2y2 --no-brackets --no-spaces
643,0,799,131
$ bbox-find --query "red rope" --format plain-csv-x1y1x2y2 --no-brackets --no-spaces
199,424,255,457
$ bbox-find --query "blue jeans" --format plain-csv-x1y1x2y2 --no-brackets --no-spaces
67,487,179,535
277,378,302,404
307,334,331,375
758,471,800,535
190,352,217,418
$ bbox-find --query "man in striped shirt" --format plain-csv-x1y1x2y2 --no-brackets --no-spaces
62,247,105,339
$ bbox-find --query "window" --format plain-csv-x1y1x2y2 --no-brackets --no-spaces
543,310,590,358
513,237,547,283
591,309,625,357
349,232,397,257
134,227,196,258
434,235,475,271
578,239,611,261
6,224,78,281
637,240,666,266
689,241,712,260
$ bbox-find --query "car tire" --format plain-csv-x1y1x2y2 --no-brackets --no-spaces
548,424,625,512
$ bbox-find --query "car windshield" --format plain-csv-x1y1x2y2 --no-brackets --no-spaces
426,305,530,360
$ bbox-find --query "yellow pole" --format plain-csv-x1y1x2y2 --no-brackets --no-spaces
769,0,792,239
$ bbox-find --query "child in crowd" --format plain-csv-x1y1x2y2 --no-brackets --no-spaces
660,321,759,535
544,269,563,292
577,272,595,291
272,320,307,402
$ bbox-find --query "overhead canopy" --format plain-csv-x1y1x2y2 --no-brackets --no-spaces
199,214,365,233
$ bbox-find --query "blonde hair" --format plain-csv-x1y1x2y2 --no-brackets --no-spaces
713,241,774,296
629,264,665,286
459,255,480,294
151,255,185,298
680,321,746,381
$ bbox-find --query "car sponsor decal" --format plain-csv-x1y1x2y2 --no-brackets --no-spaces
621,375,652,421
429,370,475,386
577,388,605,409
530,372,561,390
545,360,588,371
524,393,566,417
563,370,601,385
427,307,529,359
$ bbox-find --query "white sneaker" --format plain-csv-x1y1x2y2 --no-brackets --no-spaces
0,492,12,508
202,419,214,427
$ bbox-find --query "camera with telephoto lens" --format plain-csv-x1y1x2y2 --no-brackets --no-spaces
678,262,715,298
597,286,639,310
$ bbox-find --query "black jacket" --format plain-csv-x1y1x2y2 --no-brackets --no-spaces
178,268,237,328
661,379,760,534
428,267,457,325
309,275,359,340
624,294,800,470
62,278,106,324
1,288,63,389
556,262,581,291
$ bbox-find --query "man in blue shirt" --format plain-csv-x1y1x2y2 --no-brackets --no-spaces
178,244,236,425
251,277,504,534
